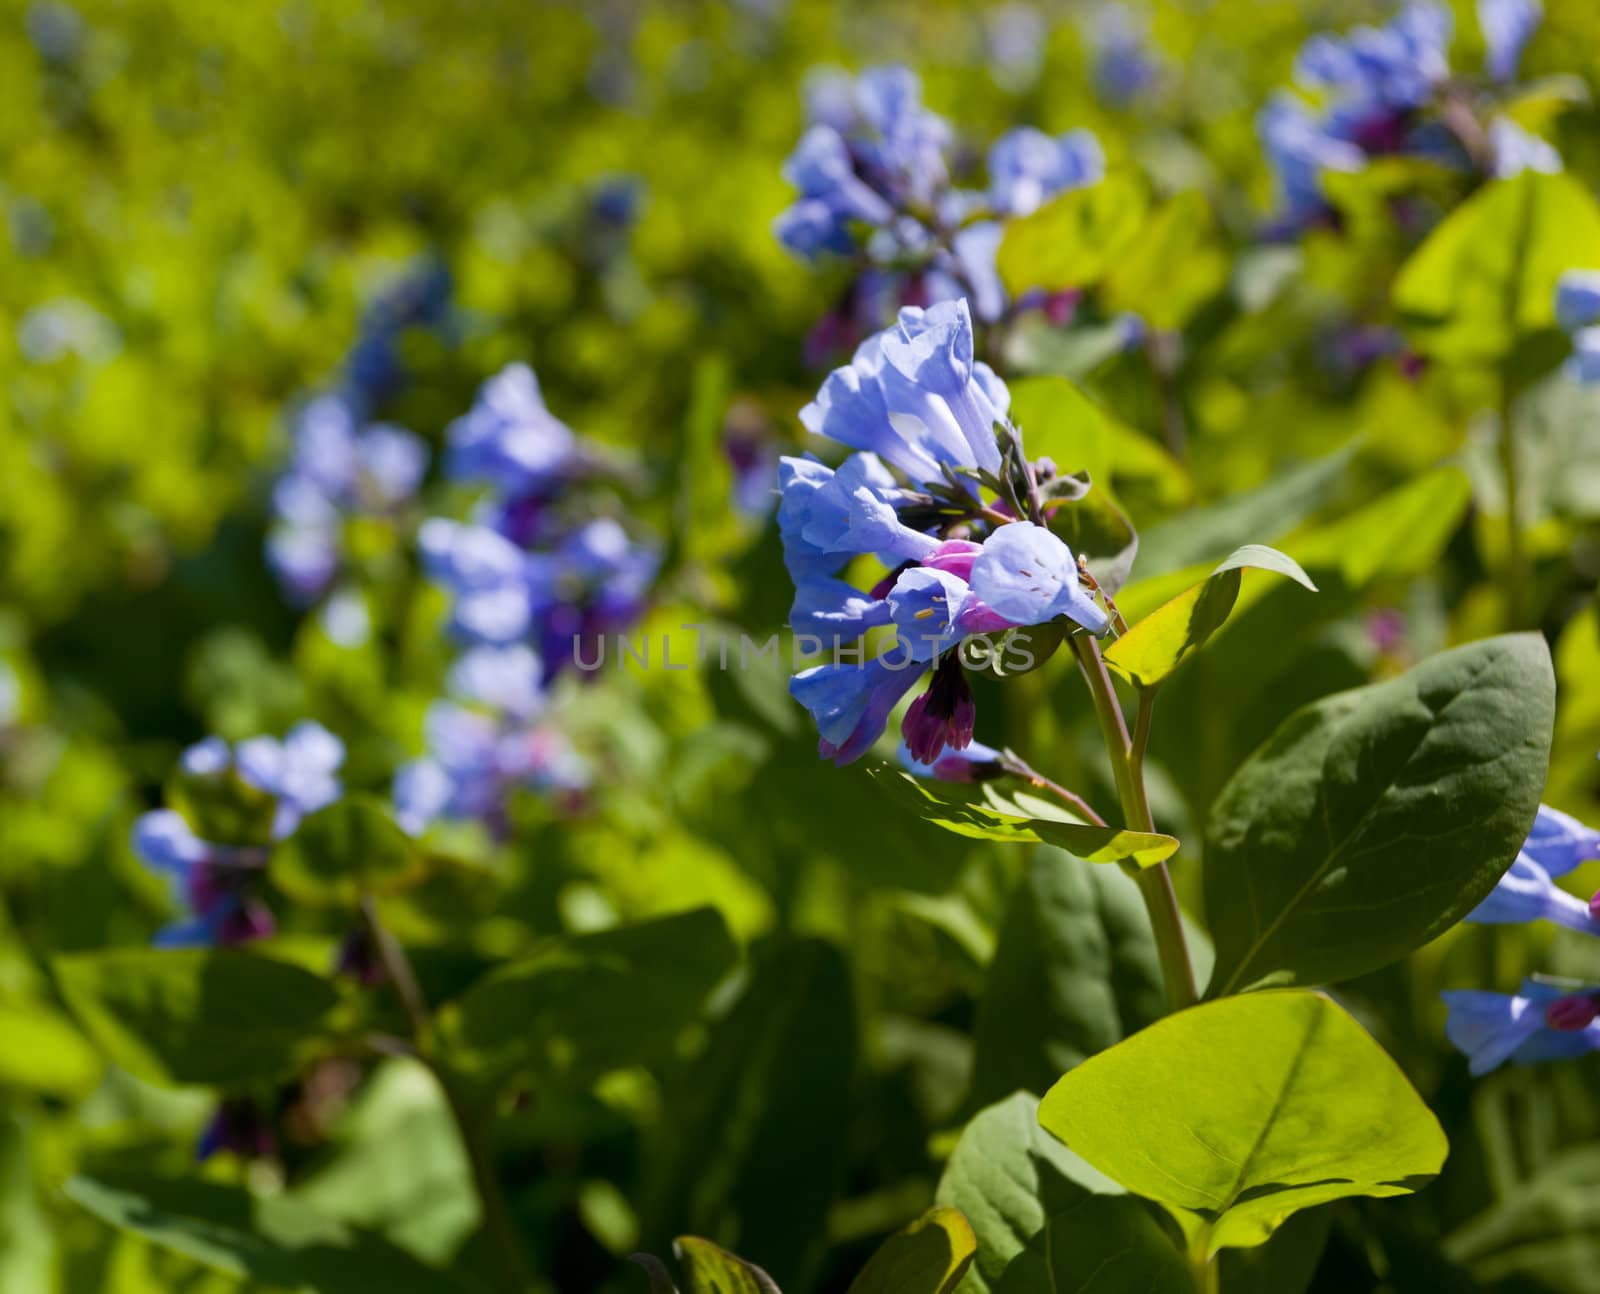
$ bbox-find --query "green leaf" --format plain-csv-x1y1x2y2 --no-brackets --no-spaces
847,1207,976,1294
1048,488,1139,594
993,1196,1193,1294
674,1236,783,1293
1102,190,1229,331
0,1117,53,1292
270,795,423,906
970,849,1166,1108
1287,467,1471,587
1394,171,1600,363
0,1001,103,1098
996,173,1148,297
53,948,340,1087
440,906,735,1088
290,1059,478,1265
870,768,1179,868
1104,545,1315,690
1038,991,1448,1255
641,938,856,1293
1008,377,1112,485
1204,634,1554,994
66,1174,472,1293
936,1092,1123,1294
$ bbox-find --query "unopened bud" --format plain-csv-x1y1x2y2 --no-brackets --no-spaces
1545,995,1600,1032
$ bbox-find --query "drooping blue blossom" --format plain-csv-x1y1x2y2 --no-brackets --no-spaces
1466,803,1600,934
130,723,345,946
340,259,452,415
1443,978,1600,1074
783,299,1112,765
1479,0,1542,82
446,362,581,506
987,128,1107,219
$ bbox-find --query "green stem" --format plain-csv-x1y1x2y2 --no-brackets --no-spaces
361,897,532,1292
1071,637,1199,1012
1498,383,1529,629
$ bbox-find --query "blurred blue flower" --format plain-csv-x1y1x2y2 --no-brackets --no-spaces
446,363,580,501
1488,117,1561,177
1091,6,1160,106
1443,978,1600,1074
988,127,1106,219
1554,272,1600,383
1466,804,1600,932
1479,0,1542,82
131,723,345,946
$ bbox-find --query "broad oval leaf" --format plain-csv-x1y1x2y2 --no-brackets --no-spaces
970,849,1166,1108
440,906,736,1087
847,1206,976,1294
996,173,1147,297
1204,633,1554,994
1038,991,1448,1255
871,768,1178,869
53,948,340,1087
936,1092,1123,1294
0,1001,103,1098
1394,171,1600,363
66,1175,471,1293
1104,545,1315,690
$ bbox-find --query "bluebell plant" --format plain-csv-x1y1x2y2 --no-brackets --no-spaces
1443,803,1600,1073
131,722,345,946
783,297,1109,766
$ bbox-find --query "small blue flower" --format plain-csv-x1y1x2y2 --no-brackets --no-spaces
899,737,1005,782
1466,804,1600,933
1570,328,1600,385
790,577,895,642
1555,271,1600,333
887,567,972,663
234,721,346,837
1488,117,1561,178
968,522,1110,636
1479,0,1542,82
790,657,925,766
448,644,545,720
777,453,938,579
987,127,1106,218
1443,979,1600,1074
1091,6,1160,106
447,363,579,500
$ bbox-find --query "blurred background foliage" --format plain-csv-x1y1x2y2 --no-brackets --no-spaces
6,0,1600,1291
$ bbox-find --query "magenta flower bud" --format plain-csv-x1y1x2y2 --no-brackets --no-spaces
902,657,976,765
1545,995,1600,1032
922,539,983,582
1591,889,1600,922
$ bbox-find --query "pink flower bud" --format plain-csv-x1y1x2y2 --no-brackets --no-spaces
1544,995,1599,1032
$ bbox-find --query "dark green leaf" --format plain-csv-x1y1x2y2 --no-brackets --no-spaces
53,948,340,1087
1038,991,1448,1254
970,849,1165,1108
440,906,735,1088
1205,634,1554,994
936,1093,1122,1294
993,1196,1193,1294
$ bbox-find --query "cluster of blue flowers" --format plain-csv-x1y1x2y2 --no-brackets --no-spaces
1555,270,1600,384
1443,804,1600,1073
266,262,450,614
775,65,1105,349
781,297,1109,768
400,363,657,835
130,723,344,946
1259,1,1551,236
